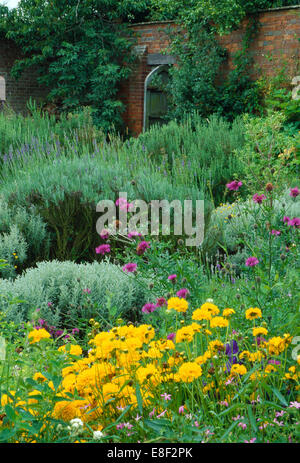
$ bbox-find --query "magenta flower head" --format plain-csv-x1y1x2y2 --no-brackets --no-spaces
142,303,156,314
245,257,259,267
289,187,299,198
253,193,266,204
137,241,150,255
115,197,127,208
288,217,300,228
95,244,111,255
168,274,177,282
226,180,242,191
176,288,190,299
122,263,137,273
167,332,176,341
156,297,167,307
271,229,280,236
83,288,91,294
100,229,110,240
128,230,142,239
283,216,290,224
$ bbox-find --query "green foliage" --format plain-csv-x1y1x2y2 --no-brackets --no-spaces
236,112,299,195
136,113,246,204
0,104,104,157
0,260,149,327
150,1,298,27
1,0,150,131
0,197,50,278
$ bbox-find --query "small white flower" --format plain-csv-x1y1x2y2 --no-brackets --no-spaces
206,298,214,303
70,418,83,429
93,430,104,440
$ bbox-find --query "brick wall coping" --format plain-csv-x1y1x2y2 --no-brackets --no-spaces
130,5,300,27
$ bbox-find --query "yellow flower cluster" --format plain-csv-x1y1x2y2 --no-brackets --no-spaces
28,329,51,344
167,297,189,313
13,299,297,434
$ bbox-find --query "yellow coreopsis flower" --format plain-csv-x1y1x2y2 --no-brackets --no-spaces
245,307,262,320
178,362,202,382
253,327,268,337
230,364,247,376
210,316,229,329
167,297,189,313
223,308,235,317
28,328,51,344
58,344,83,356
200,302,220,316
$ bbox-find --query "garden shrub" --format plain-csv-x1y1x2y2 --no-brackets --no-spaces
0,260,149,327
1,153,210,262
0,197,50,276
0,106,104,159
135,114,245,203
206,188,300,257
236,112,299,196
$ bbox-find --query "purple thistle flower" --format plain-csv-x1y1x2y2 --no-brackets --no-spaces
176,288,190,299
245,257,259,267
142,303,156,314
226,180,242,191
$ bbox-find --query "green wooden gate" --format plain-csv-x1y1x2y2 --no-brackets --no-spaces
144,65,169,131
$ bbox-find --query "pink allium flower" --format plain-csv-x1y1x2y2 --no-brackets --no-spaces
156,297,167,307
122,263,137,273
271,229,281,236
137,241,150,255
142,303,156,314
245,256,259,267
226,180,243,191
289,187,299,198
115,197,134,212
115,197,127,207
167,332,176,341
168,274,177,282
288,217,300,228
176,288,190,299
252,193,266,204
95,244,111,255
128,231,142,239
100,229,110,240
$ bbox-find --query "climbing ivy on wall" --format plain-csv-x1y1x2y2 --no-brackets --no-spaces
150,0,298,121
0,0,150,132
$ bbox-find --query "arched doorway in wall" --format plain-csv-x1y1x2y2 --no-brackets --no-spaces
143,64,170,131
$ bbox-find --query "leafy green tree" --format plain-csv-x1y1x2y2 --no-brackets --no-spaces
0,0,150,131
150,1,297,30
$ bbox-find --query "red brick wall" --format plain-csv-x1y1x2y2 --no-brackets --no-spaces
0,38,47,114
121,7,300,135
